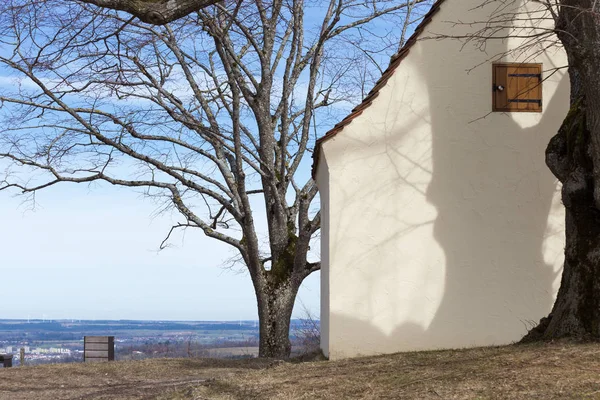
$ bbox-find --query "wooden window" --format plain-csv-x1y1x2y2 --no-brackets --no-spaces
493,63,542,112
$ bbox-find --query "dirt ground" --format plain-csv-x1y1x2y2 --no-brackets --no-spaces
2,341,600,399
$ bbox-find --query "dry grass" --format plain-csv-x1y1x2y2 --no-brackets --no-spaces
3,341,600,399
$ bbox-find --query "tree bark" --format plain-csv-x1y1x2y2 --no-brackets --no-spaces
523,0,600,341
523,93,600,340
256,279,300,358
78,0,221,24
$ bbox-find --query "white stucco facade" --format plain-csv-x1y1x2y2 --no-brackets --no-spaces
315,0,569,360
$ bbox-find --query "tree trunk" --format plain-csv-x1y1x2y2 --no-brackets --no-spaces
256,279,300,358
523,64,600,342
524,96,600,340
523,0,600,342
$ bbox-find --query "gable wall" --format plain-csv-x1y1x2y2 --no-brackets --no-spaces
317,0,569,360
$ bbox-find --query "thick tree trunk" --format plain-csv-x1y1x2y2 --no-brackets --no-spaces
523,0,600,341
524,2,600,340
524,96,600,340
256,279,300,358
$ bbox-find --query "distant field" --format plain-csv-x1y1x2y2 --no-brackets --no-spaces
205,347,259,358
0,319,267,362
2,341,600,399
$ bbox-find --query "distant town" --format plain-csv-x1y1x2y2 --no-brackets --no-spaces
0,319,318,365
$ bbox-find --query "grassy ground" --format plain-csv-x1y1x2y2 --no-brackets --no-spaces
2,341,600,399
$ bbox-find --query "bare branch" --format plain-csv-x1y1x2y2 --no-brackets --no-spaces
77,0,221,24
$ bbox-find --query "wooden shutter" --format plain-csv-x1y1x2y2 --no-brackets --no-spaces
493,64,542,112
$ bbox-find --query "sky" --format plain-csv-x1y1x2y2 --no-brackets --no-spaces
0,181,320,321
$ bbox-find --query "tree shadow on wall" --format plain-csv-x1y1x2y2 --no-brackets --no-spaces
325,1,569,358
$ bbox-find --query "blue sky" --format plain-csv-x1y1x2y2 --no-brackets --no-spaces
0,181,320,321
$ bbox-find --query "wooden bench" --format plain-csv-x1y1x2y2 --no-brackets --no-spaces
0,354,13,368
84,336,114,362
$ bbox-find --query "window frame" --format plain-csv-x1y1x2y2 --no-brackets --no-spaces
492,63,543,113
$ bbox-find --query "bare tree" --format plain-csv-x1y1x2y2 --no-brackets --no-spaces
0,0,428,358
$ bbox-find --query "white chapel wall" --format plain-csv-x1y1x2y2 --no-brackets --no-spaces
317,0,569,360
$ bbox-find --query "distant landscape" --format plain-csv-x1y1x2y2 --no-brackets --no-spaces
0,319,319,365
